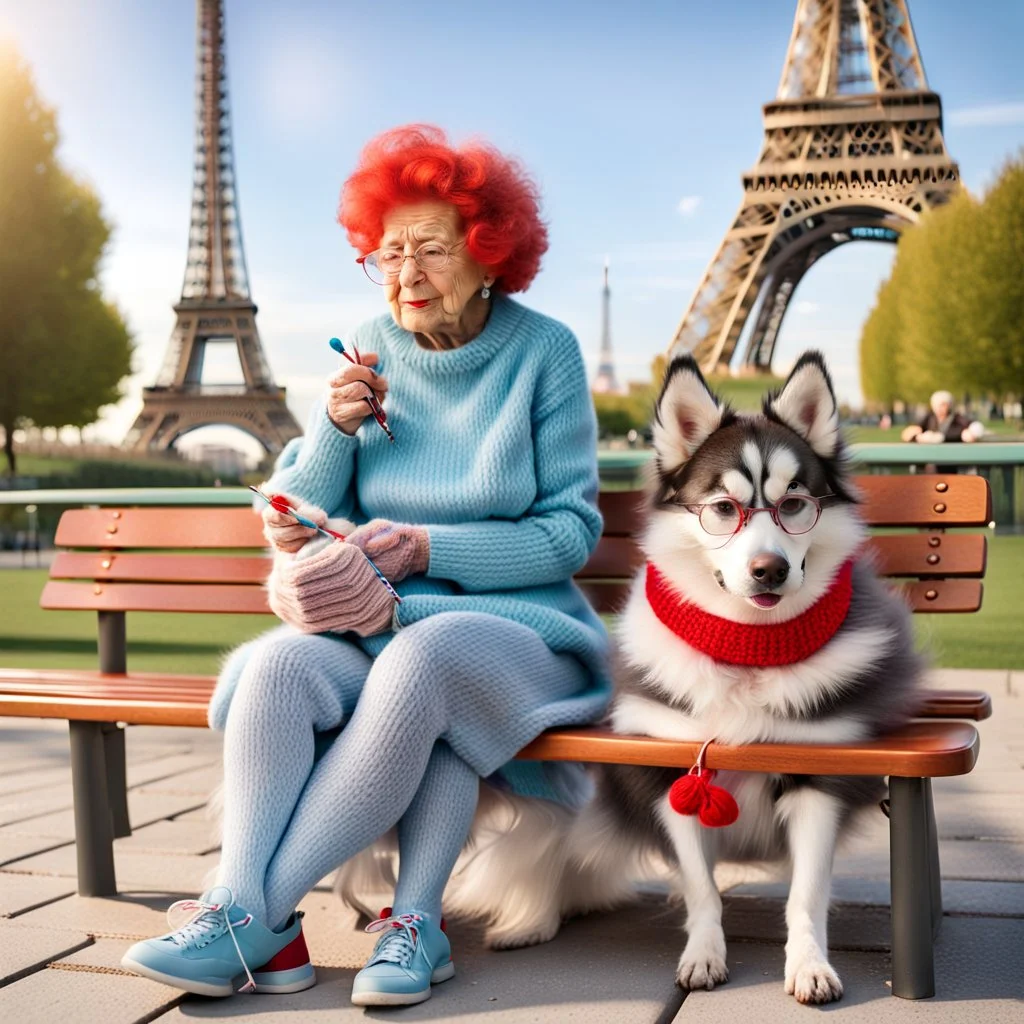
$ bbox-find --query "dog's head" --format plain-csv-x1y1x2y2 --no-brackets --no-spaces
644,351,864,624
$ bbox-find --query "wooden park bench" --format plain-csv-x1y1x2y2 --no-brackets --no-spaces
0,472,992,999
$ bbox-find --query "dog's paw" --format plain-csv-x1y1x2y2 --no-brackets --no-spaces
484,917,561,950
784,960,843,1004
676,932,729,991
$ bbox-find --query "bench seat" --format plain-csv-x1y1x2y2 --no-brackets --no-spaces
0,668,992,729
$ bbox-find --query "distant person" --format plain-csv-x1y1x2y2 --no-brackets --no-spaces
901,390,979,444
122,125,608,1007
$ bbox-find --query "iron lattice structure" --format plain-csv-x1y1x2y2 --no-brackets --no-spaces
670,0,959,374
126,0,301,455
592,260,621,393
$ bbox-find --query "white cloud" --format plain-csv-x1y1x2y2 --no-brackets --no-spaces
793,300,819,315
676,195,702,217
948,101,1024,127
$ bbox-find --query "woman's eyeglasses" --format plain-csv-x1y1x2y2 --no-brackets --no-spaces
683,493,842,537
357,242,464,285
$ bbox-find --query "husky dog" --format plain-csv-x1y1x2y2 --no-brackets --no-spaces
339,351,923,1004
568,350,923,1004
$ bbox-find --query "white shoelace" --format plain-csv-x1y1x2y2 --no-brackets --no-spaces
365,913,422,968
166,898,257,993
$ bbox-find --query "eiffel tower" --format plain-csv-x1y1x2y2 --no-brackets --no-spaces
670,0,959,374
592,259,620,394
125,0,301,454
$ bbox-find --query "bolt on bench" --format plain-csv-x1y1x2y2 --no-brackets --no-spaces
0,472,992,999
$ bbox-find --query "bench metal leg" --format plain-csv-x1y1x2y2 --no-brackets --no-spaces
69,720,117,897
102,724,132,839
889,776,936,999
924,778,942,939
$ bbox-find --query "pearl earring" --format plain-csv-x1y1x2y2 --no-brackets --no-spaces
481,285,491,299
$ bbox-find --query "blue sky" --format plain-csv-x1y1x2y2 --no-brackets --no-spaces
2,0,1022,456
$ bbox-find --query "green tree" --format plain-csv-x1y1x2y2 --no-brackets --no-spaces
970,157,1024,400
0,44,132,474
860,274,904,409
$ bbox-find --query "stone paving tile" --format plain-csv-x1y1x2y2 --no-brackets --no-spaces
933,790,1024,840
0,765,74,798
0,791,210,839
0,833,71,867
135,765,224,798
107,820,221,857
125,754,223,789
720,895,891,950
728,878,1024,918
5,844,220,891
0,920,92,985
0,964,184,1023
0,784,75,824
7,891,187,940
0,873,75,917
836,840,1024,883
673,916,1024,1021
52,936,147,973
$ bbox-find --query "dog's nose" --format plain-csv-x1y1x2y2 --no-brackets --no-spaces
749,553,789,588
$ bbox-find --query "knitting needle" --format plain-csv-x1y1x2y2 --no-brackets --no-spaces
248,486,402,603
328,337,396,443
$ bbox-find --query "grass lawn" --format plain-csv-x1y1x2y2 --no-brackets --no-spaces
0,535,1021,672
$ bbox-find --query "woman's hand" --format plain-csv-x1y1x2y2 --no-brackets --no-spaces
261,492,328,553
327,351,388,435
267,540,395,636
346,520,430,582
901,424,923,442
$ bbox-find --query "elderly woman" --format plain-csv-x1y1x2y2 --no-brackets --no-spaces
122,126,609,1007
901,390,979,444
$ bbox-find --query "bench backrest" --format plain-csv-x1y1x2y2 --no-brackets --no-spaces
43,475,991,630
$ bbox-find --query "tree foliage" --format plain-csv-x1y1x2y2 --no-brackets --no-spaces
0,44,132,474
860,155,1024,408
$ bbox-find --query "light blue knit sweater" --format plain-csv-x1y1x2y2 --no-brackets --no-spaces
264,294,611,797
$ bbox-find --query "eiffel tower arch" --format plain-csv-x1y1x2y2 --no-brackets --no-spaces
125,0,301,455
669,0,960,374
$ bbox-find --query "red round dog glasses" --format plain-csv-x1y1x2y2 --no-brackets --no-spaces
683,493,843,537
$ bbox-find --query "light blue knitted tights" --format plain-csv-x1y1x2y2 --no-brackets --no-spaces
213,612,587,931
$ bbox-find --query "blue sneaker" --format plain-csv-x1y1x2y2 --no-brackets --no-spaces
351,908,454,1007
120,886,311,997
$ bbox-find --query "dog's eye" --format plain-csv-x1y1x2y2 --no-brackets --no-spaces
713,500,739,517
787,481,802,491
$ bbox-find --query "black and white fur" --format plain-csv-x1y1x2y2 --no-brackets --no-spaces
338,351,923,1005
571,351,923,1003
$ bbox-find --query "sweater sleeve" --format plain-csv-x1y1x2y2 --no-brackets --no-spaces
425,334,602,592
264,399,360,519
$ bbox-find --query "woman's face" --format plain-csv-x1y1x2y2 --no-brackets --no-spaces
377,201,493,335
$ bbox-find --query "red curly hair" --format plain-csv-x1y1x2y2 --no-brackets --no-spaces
339,125,548,294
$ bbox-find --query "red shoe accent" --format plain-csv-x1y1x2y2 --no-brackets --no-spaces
255,928,311,973
379,906,392,918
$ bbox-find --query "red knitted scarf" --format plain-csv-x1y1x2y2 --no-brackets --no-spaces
645,559,854,667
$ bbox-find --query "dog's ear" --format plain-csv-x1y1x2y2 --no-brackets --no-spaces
764,351,841,458
652,355,723,475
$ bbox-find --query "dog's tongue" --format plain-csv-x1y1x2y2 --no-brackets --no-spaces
750,593,782,609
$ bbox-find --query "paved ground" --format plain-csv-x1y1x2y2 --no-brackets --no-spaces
0,668,1021,1023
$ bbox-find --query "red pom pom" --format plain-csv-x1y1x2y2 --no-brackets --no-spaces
669,774,708,815
698,784,739,828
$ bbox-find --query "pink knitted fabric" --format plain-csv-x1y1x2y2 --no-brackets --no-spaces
267,541,395,636
346,520,430,583
645,560,854,667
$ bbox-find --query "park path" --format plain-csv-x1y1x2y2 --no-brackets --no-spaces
0,668,1021,1022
